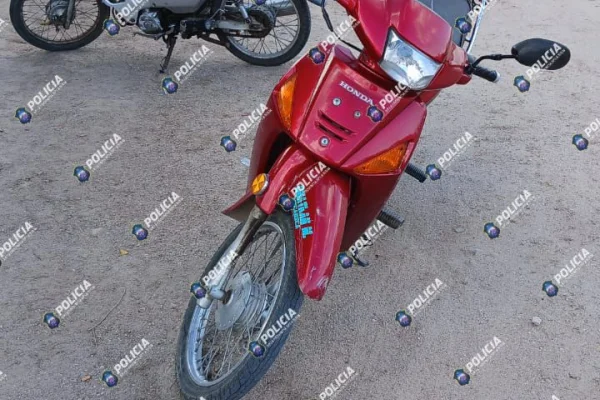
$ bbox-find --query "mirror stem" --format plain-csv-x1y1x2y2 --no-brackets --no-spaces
472,54,517,68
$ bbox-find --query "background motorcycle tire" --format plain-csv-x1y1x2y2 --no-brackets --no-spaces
219,0,312,66
10,0,110,51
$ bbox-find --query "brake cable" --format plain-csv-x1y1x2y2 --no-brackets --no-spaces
321,4,363,53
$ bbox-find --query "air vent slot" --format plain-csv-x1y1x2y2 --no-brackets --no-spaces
316,121,345,142
319,112,353,135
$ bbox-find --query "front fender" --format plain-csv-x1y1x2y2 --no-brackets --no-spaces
292,169,350,299
224,145,350,300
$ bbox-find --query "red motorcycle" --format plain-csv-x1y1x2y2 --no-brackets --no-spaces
176,0,570,398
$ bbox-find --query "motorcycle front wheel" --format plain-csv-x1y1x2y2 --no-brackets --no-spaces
176,210,304,400
219,0,311,66
10,0,109,51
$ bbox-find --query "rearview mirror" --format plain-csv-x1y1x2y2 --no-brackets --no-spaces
511,38,571,70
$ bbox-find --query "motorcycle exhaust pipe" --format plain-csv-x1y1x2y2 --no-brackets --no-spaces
197,205,267,309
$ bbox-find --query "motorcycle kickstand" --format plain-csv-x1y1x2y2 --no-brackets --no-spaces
351,236,373,268
160,33,178,74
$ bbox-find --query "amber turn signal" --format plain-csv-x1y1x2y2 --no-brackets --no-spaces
251,173,270,195
276,74,297,131
353,143,408,174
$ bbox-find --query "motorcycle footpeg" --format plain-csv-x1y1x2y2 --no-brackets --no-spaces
405,163,428,183
377,208,405,230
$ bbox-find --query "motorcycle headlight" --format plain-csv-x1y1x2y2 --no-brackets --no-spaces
379,29,442,90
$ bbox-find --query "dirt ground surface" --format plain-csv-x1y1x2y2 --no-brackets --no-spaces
0,0,599,399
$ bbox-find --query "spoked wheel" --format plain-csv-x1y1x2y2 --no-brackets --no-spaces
219,0,311,66
10,0,109,51
176,211,303,400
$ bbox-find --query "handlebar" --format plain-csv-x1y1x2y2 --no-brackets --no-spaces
467,54,501,83
472,65,501,83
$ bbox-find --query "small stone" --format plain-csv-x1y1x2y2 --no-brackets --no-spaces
119,249,129,256
569,372,580,380
532,316,542,326
454,227,465,233
81,375,92,382
91,228,103,236
463,248,478,256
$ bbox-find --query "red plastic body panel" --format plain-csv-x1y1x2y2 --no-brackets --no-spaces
254,146,313,214
244,97,287,188
353,0,454,64
427,42,471,90
338,101,426,249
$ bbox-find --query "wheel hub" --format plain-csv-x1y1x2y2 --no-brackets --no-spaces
45,0,75,25
214,271,268,331
247,5,276,38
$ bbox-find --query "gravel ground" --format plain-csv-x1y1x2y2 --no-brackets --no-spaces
0,0,598,399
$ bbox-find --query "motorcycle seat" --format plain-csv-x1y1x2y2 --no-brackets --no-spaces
417,0,473,46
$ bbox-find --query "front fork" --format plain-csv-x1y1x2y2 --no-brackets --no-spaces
197,205,267,309
64,0,75,29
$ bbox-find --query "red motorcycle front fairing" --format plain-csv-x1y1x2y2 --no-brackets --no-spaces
274,45,430,249
223,0,472,300
224,45,427,299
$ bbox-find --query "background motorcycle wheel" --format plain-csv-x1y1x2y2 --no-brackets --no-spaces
219,0,311,66
10,0,109,51
176,210,304,400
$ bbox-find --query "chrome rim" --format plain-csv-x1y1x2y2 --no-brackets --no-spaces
226,0,302,60
185,221,286,386
19,0,101,44
465,0,487,54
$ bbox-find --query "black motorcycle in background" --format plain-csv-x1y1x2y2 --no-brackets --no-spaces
9,0,311,70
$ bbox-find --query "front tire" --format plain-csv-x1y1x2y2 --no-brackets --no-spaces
176,210,303,400
9,0,109,51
